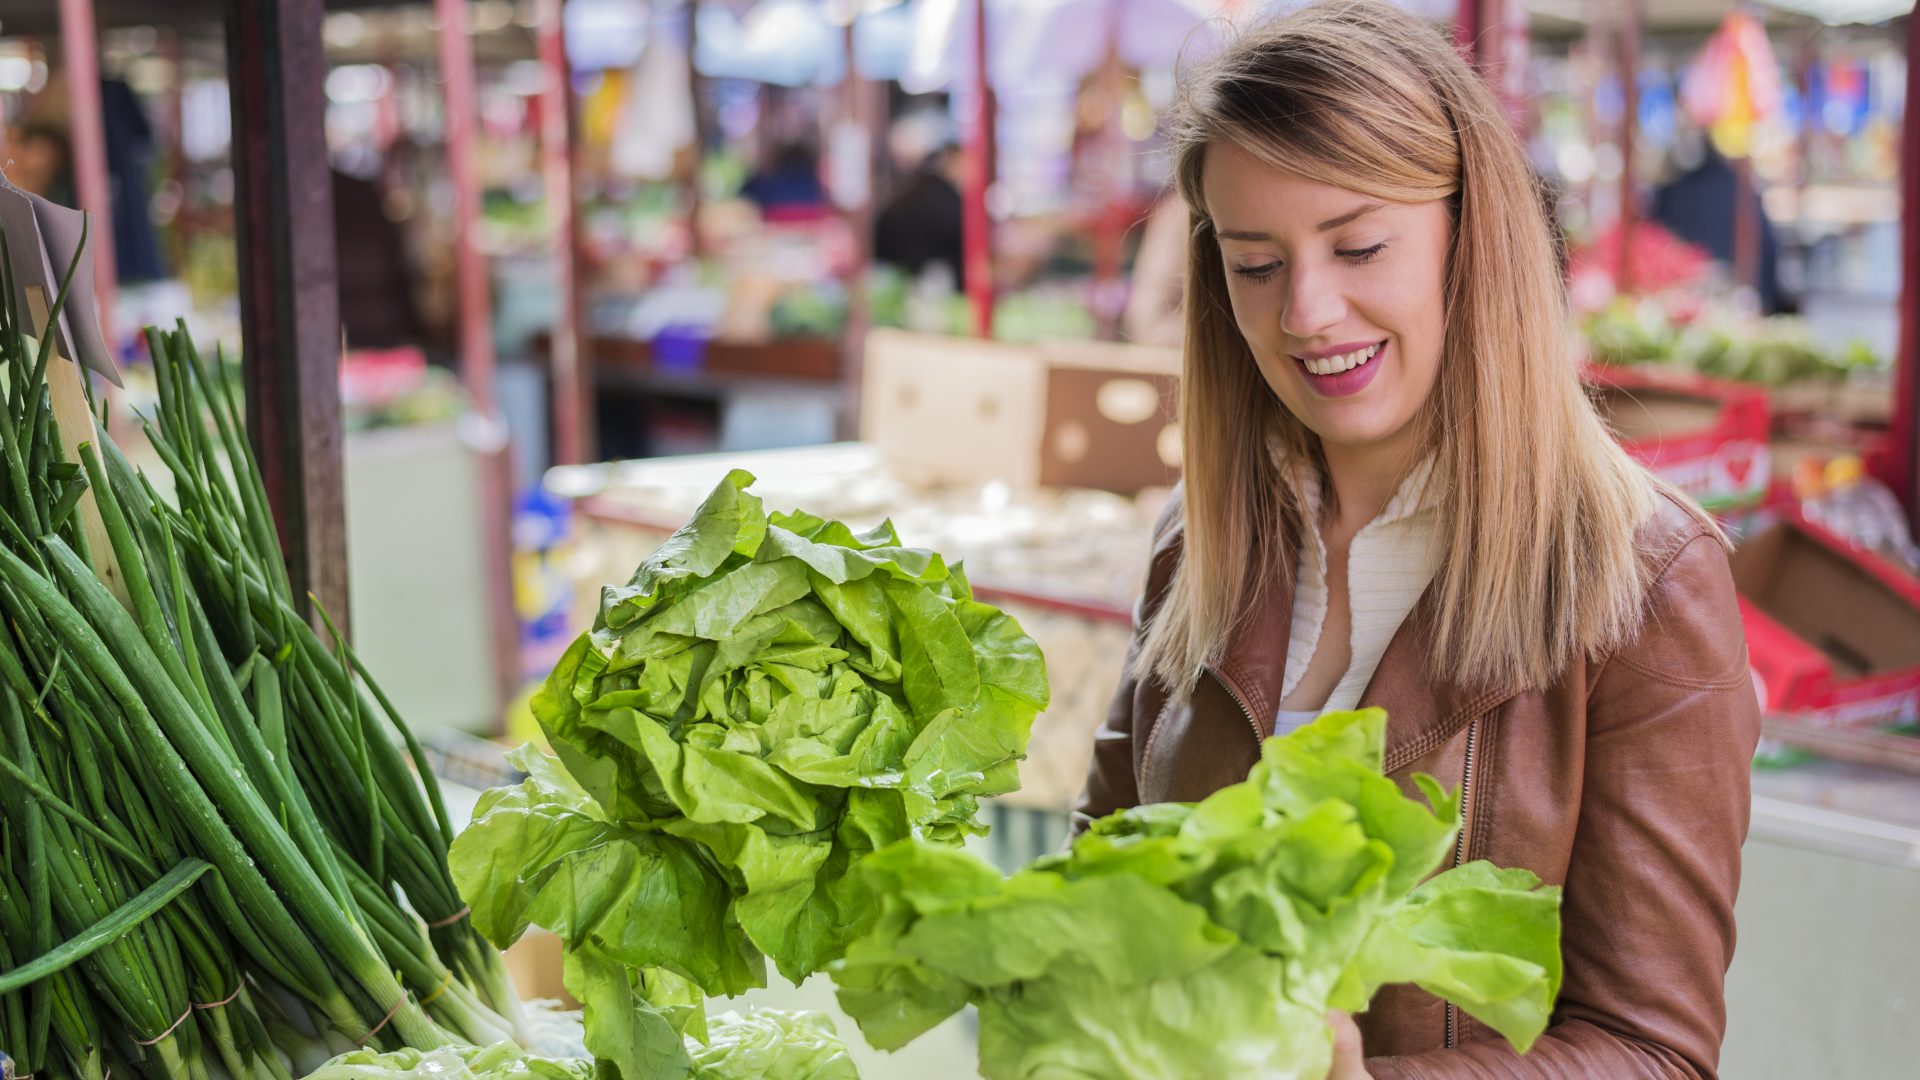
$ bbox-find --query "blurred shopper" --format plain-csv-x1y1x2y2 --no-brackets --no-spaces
740,139,827,220
5,75,166,282
333,168,425,350
872,109,965,291
874,142,965,291
4,120,74,205
1076,4,1758,1078
1652,136,1793,313
100,78,165,283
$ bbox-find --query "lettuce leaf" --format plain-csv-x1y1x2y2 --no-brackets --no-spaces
302,1009,855,1080
687,1009,860,1080
831,709,1563,1080
448,744,761,996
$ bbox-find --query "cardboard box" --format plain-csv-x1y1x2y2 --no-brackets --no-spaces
1768,411,1887,481
1732,518,1920,730
1587,365,1771,511
861,329,1180,495
1767,377,1895,426
1032,338,1182,496
502,926,575,1006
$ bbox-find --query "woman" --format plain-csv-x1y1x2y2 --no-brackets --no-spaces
1074,3,1761,1077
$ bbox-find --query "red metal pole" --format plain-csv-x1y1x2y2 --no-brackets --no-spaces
436,0,520,712
1617,0,1641,297
838,19,873,440
1092,5,1125,341
164,29,189,248
1491,0,1528,130
1733,155,1761,292
1457,1,1525,131
1792,31,1814,251
1453,0,1480,55
58,0,116,343
435,0,498,414
963,0,994,338
535,0,584,467
1889,8,1920,529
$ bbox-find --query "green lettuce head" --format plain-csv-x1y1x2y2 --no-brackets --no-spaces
831,709,1563,1080
451,469,1049,998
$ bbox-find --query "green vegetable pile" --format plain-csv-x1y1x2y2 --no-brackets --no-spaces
831,709,1564,1080
768,282,849,341
302,1040,595,1080
867,266,1100,343
1583,300,1886,385
0,251,523,1073
449,470,1047,1076
301,1009,854,1080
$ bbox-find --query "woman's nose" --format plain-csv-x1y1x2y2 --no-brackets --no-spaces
1280,266,1348,341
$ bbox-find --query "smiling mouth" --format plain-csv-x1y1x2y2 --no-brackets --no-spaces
1293,340,1387,376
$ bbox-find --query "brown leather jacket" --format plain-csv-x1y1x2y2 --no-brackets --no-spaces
1075,487,1761,1078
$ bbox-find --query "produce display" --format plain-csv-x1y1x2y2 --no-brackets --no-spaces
1582,298,1885,385
1567,219,1715,300
830,709,1564,1080
0,285,526,1072
868,269,1100,344
449,470,1048,1076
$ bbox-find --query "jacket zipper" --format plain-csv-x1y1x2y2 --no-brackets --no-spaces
1205,666,1265,745
1443,717,1480,1050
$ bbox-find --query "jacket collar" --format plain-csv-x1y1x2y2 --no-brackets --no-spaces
1364,592,1520,774
1207,510,1518,774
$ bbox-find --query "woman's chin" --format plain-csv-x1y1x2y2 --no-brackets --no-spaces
1294,407,1419,457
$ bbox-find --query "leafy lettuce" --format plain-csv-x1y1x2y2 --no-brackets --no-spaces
831,709,1563,1080
449,470,1046,1075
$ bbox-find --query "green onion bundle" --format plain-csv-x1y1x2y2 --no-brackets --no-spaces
0,236,524,1075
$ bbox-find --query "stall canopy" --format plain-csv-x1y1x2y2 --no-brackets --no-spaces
3,0,1917,528
695,0,917,86
999,0,1215,87
1765,0,1914,24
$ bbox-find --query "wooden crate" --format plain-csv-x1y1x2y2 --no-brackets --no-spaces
861,329,1181,495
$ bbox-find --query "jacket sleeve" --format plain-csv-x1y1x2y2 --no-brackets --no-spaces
1369,531,1762,1080
1070,488,1185,836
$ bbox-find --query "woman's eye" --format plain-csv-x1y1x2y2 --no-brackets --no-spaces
1233,263,1281,283
1337,242,1389,263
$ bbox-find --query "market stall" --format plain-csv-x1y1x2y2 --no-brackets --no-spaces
6,1,1920,1077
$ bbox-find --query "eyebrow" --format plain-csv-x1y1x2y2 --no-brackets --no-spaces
1216,201,1388,242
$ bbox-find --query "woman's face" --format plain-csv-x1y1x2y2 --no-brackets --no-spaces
1202,141,1452,460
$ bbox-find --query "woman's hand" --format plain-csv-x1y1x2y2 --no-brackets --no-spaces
1327,1010,1374,1080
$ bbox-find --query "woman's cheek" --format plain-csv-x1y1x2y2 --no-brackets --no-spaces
1227,292,1274,356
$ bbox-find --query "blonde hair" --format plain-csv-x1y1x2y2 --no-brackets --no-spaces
1139,0,1676,694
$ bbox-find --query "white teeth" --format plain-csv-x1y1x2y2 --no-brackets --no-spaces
1301,342,1382,376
